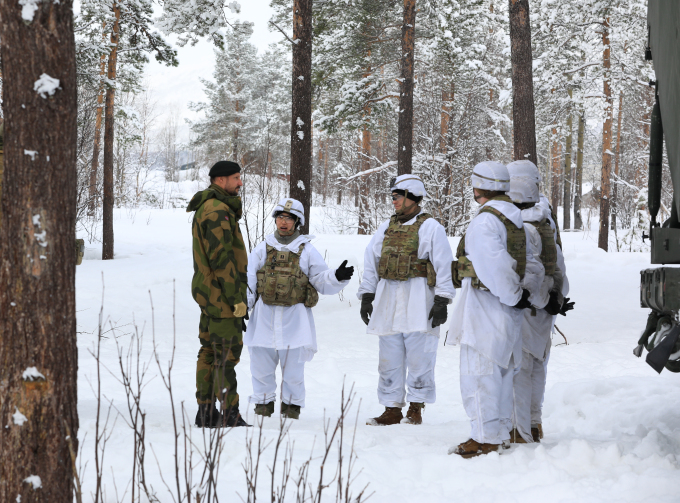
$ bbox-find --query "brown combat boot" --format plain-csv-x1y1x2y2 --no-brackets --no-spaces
401,403,424,425
532,424,543,442
449,438,500,458
509,428,528,443
366,407,403,426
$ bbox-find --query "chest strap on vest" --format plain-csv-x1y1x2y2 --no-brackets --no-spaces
378,213,436,286
452,199,526,290
256,242,319,307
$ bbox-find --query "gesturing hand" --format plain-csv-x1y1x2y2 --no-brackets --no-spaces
335,260,354,281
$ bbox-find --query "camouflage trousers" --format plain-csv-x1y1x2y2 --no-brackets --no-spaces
196,313,243,410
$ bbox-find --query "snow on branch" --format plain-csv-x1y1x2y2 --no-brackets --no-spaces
563,62,600,75
340,161,397,182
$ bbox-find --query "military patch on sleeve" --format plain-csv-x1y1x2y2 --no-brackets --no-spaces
283,200,294,211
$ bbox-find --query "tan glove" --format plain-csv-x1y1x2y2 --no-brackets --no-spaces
233,302,247,318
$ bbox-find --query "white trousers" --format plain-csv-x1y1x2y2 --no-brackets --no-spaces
512,347,550,442
377,332,438,407
459,344,517,445
248,347,306,407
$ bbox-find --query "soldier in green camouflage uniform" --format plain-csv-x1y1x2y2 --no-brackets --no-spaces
187,160,249,428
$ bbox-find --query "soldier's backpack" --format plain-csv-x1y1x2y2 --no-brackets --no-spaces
378,213,436,287
256,242,319,307
452,198,526,290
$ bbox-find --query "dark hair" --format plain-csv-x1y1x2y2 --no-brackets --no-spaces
515,202,536,210
474,189,505,200
392,189,423,204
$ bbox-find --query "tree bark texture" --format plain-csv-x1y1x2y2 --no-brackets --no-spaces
574,112,584,230
289,0,313,234
564,98,573,230
550,127,560,210
358,126,371,234
598,18,613,251
0,1,79,502
88,27,107,216
102,2,120,260
611,90,623,230
397,0,416,176
509,0,537,164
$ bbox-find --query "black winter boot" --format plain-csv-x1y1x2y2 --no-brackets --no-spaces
222,406,251,427
195,403,221,428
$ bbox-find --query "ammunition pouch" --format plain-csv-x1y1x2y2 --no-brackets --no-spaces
256,243,319,307
378,213,436,287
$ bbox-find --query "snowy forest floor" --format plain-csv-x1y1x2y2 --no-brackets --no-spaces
75,206,680,503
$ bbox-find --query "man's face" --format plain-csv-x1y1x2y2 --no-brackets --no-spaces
275,212,296,235
215,172,243,196
391,192,416,212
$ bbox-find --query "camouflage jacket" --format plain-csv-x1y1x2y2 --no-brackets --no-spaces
187,184,248,318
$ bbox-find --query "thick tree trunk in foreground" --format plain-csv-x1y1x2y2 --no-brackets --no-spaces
598,17,613,251
397,0,416,176
289,0,313,234
509,0,537,164
574,112,584,230
102,2,120,260
0,1,79,502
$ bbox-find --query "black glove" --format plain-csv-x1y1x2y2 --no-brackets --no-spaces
360,293,375,326
428,295,449,328
544,291,562,316
335,260,354,281
559,297,574,316
513,289,532,310
242,318,247,332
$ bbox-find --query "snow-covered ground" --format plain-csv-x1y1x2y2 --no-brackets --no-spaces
75,205,680,503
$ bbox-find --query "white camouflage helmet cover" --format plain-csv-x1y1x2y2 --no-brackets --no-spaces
390,174,427,198
272,197,305,226
471,161,510,192
507,160,540,204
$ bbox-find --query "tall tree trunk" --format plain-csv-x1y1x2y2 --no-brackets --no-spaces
564,88,573,230
322,139,328,204
397,0,416,176
551,127,560,209
88,27,107,216
102,2,120,260
574,112,584,229
358,125,371,234
441,85,453,233
289,0,313,234
611,89,623,229
0,2,79,502
509,0,537,163
598,17,613,251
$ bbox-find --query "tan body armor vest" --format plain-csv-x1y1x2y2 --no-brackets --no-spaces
378,213,436,287
452,199,526,290
256,242,319,307
549,204,563,249
526,219,557,276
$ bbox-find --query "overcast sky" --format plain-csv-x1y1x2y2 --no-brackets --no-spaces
144,0,281,142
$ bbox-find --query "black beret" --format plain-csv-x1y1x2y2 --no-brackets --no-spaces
209,160,241,178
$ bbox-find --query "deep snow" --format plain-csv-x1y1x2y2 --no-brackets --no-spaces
74,203,680,502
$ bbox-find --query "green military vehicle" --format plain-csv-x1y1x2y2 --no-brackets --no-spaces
637,2,680,372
